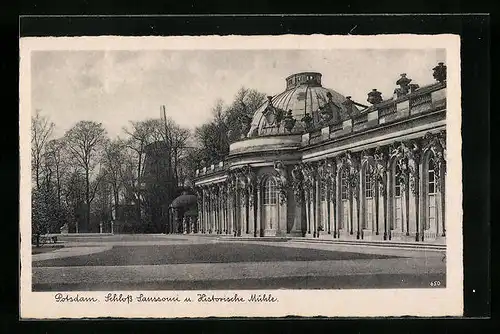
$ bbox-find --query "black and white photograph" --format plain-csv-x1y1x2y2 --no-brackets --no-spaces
20,35,463,318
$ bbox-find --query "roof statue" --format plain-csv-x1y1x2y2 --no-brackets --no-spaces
247,72,362,137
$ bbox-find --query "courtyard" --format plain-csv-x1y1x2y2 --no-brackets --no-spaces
32,234,446,291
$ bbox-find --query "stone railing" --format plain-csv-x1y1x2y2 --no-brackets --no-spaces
195,160,226,178
302,82,446,146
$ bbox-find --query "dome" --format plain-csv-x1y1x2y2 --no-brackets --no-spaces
170,193,197,209
247,72,361,137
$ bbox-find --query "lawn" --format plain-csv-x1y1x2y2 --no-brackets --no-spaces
32,245,64,255
33,243,401,267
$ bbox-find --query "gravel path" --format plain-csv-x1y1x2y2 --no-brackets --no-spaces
33,257,445,285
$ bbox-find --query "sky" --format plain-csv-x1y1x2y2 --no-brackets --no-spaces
31,48,445,138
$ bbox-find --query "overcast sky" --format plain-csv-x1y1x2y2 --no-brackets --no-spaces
32,48,445,138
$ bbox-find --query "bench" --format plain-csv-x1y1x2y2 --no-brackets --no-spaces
33,234,58,245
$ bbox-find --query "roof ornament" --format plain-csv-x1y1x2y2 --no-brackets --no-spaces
394,73,412,98
283,110,296,132
301,113,313,132
367,89,383,105
342,96,360,118
432,62,447,83
326,91,333,102
262,95,277,125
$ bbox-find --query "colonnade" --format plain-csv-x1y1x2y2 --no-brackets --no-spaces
195,131,446,242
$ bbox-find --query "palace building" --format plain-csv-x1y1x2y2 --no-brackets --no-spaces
191,63,447,243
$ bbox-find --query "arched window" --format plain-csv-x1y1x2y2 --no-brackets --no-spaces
263,177,277,205
427,157,437,230
364,167,374,229
262,176,278,231
340,168,349,230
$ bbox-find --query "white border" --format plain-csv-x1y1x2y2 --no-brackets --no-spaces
20,34,462,318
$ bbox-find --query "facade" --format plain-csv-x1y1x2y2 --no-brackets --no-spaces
193,63,447,243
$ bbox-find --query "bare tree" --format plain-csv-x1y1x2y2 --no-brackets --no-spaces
123,119,157,222
64,121,108,231
63,168,86,233
43,138,67,208
102,139,127,222
31,109,55,190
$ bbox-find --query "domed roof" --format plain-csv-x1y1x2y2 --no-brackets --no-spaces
247,72,361,137
170,192,197,209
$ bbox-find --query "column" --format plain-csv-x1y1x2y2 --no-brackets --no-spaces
278,189,287,237
244,187,250,235
349,186,354,236
375,179,380,236
256,182,261,237
416,158,423,242
440,168,446,237
314,175,320,238
356,166,361,240
228,182,233,235
249,186,256,237
327,181,331,235
203,191,207,233
305,188,311,235
384,171,389,240
233,182,238,236
218,185,222,234
405,173,410,237
335,162,341,238
209,188,213,234
221,184,226,234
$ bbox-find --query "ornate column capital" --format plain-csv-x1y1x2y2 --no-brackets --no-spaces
338,150,360,197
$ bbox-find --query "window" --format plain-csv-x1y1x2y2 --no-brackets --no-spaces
427,157,437,230
365,172,374,199
428,158,436,195
263,177,277,205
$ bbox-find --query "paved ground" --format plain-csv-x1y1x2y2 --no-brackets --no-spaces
31,234,446,291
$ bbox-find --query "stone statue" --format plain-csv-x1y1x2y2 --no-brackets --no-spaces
273,161,288,203
301,113,313,131
273,161,288,187
283,110,296,132
367,89,383,105
432,62,447,83
394,73,412,97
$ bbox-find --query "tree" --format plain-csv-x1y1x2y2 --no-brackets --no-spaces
63,169,86,233
64,121,108,232
193,87,266,166
102,139,127,222
32,181,67,246
123,119,157,222
43,138,68,208
31,109,54,190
